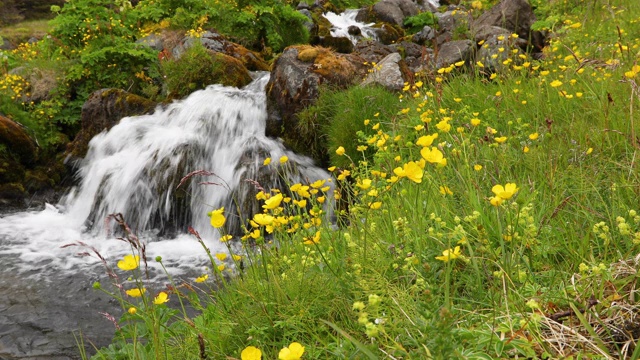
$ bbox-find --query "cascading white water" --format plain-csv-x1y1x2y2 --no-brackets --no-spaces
323,10,377,45
0,72,333,275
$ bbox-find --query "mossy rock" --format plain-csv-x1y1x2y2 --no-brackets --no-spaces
0,182,25,202
163,45,252,100
0,114,38,165
373,22,405,45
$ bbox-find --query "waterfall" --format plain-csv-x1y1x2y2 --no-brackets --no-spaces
323,10,378,45
0,72,332,273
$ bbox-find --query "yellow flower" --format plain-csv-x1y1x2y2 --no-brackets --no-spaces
435,246,462,262
357,179,372,190
195,274,208,283
369,201,382,209
220,234,233,242
210,207,226,228
215,253,227,261
253,213,274,226
217,264,225,271
436,119,451,132
154,291,169,305
421,147,446,166
470,118,481,126
403,161,423,183
303,231,321,245
523,146,530,153
335,146,346,156
126,288,146,297
310,179,326,188
492,183,519,200
128,307,137,315
263,157,271,166
439,186,453,195
416,133,438,147
489,196,504,206
495,136,507,144
550,80,563,87
529,132,539,140
474,164,483,171
279,342,305,360
117,254,140,271
241,346,262,360
586,147,593,155
279,156,289,164
263,193,283,210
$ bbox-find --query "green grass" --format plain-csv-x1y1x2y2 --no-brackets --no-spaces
0,19,50,45
86,0,640,358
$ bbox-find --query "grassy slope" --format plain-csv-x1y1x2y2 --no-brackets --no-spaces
92,0,640,359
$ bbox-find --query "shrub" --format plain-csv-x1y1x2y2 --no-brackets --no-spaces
403,11,438,34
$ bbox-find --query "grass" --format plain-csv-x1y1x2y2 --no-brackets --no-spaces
78,0,640,358
0,19,51,45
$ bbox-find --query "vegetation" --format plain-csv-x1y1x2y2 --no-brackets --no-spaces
2,0,640,358
81,0,640,359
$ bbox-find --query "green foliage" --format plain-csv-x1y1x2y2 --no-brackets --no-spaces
161,43,251,99
298,85,402,169
403,11,437,34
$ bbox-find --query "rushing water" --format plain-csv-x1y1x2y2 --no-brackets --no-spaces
0,72,333,359
323,10,378,45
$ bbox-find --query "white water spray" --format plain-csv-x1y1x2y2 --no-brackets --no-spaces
323,10,377,45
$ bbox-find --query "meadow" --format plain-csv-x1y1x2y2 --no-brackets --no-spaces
3,0,640,358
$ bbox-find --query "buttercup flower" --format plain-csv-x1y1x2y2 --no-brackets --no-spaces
125,288,146,297
403,161,423,183
128,307,137,315
263,193,283,210
279,342,305,360
210,207,226,228
436,246,462,262
336,146,346,155
263,157,271,166
279,156,288,164
195,274,208,283
117,254,140,271
154,291,169,305
421,147,446,166
241,346,262,360
492,183,519,200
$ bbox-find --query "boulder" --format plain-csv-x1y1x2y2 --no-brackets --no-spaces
412,25,436,45
476,33,525,74
195,31,270,71
65,89,156,161
370,0,420,26
391,41,432,73
353,40,396,64
372,22,405,45
0,114,38,165
266,46,367,157
471,0,536,40
361,52,405,91
435,39,475,68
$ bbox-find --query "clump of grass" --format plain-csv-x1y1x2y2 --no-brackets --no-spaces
0,19,50,45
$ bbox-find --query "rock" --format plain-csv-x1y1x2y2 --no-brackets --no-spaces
435,39,474,68
412,25,436,45
1,37,15,50
372,22,405,45
65,89,156,161
136,34,164,51
348,25,362,36
371,0,420,26
475,34,525,74
318,36,354,53
391,41,432,73
266,46,367,158
472,24,513,43
195,31,270,71
298,9,318,36
471,0,536,39
0,182,25,203
0,114,38,165
361,52,405,91
437,8,472,35
353,40,396,64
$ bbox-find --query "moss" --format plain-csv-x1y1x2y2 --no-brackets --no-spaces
373,22,405,45
297,48,319,62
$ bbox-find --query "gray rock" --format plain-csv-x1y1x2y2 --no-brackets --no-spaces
392,41,432,73
413,25,436,45
472,25,512,43
136,34,164,51
353,40,396,64
361,52,405,91
475,34,525,74
372,0,419,26
436,8,472,34
471,0,536,39
435,39,474,68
